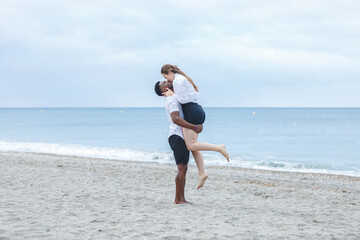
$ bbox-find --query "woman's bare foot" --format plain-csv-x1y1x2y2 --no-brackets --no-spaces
218,144,230,162
197,173,208,190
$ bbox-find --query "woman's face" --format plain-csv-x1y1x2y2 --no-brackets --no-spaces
162,72,175,82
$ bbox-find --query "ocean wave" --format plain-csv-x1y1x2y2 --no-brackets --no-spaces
250,160,360,177
0,140,359,177
0,140,173,163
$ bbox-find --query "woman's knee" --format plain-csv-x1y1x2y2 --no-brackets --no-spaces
186,143,195,151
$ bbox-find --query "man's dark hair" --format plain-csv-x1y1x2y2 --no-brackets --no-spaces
154,81,163,96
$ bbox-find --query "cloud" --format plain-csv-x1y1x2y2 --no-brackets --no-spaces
0,0,359,107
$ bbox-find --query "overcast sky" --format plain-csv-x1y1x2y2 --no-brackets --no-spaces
1,0,359,107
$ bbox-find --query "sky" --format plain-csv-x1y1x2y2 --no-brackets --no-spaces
0,0,359,107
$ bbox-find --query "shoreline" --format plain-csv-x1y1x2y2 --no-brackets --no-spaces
1,150,360,179
1,151,359,239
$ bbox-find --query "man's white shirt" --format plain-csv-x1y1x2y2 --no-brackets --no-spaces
165,96,184,139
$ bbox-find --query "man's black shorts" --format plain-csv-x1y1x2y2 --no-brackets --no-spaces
168,135,189,165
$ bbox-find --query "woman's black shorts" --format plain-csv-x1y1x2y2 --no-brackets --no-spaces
181,102,206,125
168,135,189,165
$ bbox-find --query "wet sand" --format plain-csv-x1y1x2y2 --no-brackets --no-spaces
1,151,359,239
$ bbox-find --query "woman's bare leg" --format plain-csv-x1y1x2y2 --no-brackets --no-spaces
183,128,229,162
192,151,208,189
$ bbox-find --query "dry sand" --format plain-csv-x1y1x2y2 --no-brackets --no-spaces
0,151,359,239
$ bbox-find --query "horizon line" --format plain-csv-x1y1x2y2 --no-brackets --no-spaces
1,107,360,109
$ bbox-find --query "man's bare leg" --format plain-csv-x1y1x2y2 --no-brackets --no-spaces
180,172,192,204
175,164,188,204
192,151,208,190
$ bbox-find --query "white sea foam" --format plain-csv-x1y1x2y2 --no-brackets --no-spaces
1,140,359,177
0,140,173,163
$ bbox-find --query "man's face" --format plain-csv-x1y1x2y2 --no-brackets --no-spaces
159,81,173,95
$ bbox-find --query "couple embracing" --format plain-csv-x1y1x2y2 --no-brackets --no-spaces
154,64,229,204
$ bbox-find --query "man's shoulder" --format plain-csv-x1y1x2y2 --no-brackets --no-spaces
166,96,179,105
165,96,180,112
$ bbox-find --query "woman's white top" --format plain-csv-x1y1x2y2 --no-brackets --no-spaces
173,74,199,104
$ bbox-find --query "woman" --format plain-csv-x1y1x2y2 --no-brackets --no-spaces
161,64,230,185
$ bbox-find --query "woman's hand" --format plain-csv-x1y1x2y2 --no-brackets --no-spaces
163,88,174,97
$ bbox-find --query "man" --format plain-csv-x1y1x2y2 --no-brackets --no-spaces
154,80,203,204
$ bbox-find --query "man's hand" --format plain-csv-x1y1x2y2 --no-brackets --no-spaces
170,111,203,133
163,88,174,97
194,124,203,133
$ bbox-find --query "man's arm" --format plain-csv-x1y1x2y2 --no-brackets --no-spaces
170,111,203,133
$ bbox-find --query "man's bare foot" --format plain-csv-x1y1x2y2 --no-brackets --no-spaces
174,200,187,204
180,198,192,204
219,144,230,162
197,173,208,190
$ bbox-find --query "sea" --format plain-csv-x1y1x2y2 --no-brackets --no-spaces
0,108,359,177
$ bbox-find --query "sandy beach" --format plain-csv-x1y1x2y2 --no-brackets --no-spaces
0,151,359,239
